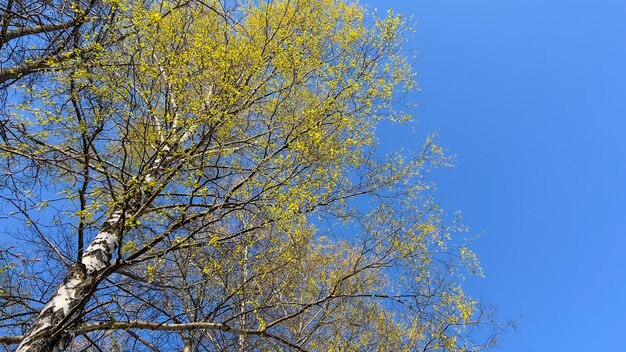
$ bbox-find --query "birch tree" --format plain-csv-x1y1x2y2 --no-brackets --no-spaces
0,0,507,351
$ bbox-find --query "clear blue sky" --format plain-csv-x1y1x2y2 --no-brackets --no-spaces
368,0,626,351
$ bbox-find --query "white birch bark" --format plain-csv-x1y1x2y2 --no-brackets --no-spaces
15,210,124,352
16,122,198,350
15,56,206,351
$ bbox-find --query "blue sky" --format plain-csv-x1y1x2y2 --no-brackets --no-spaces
368,0,626,350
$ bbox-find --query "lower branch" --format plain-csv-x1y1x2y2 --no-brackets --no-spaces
80,321,306,351
0,335,22,345
4,321,306,351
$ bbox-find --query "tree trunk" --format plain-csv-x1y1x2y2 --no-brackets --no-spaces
16,134,182,351
16,210,123,351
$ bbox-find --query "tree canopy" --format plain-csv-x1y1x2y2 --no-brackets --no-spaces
0,0,505,351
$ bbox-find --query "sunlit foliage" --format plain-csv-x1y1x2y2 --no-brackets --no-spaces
0,0,506,351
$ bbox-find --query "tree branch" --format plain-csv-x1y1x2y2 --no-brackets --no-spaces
0,50,78,84
2,20,76,43
0,335,22,345
2,321,308,351
78,321,307,351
